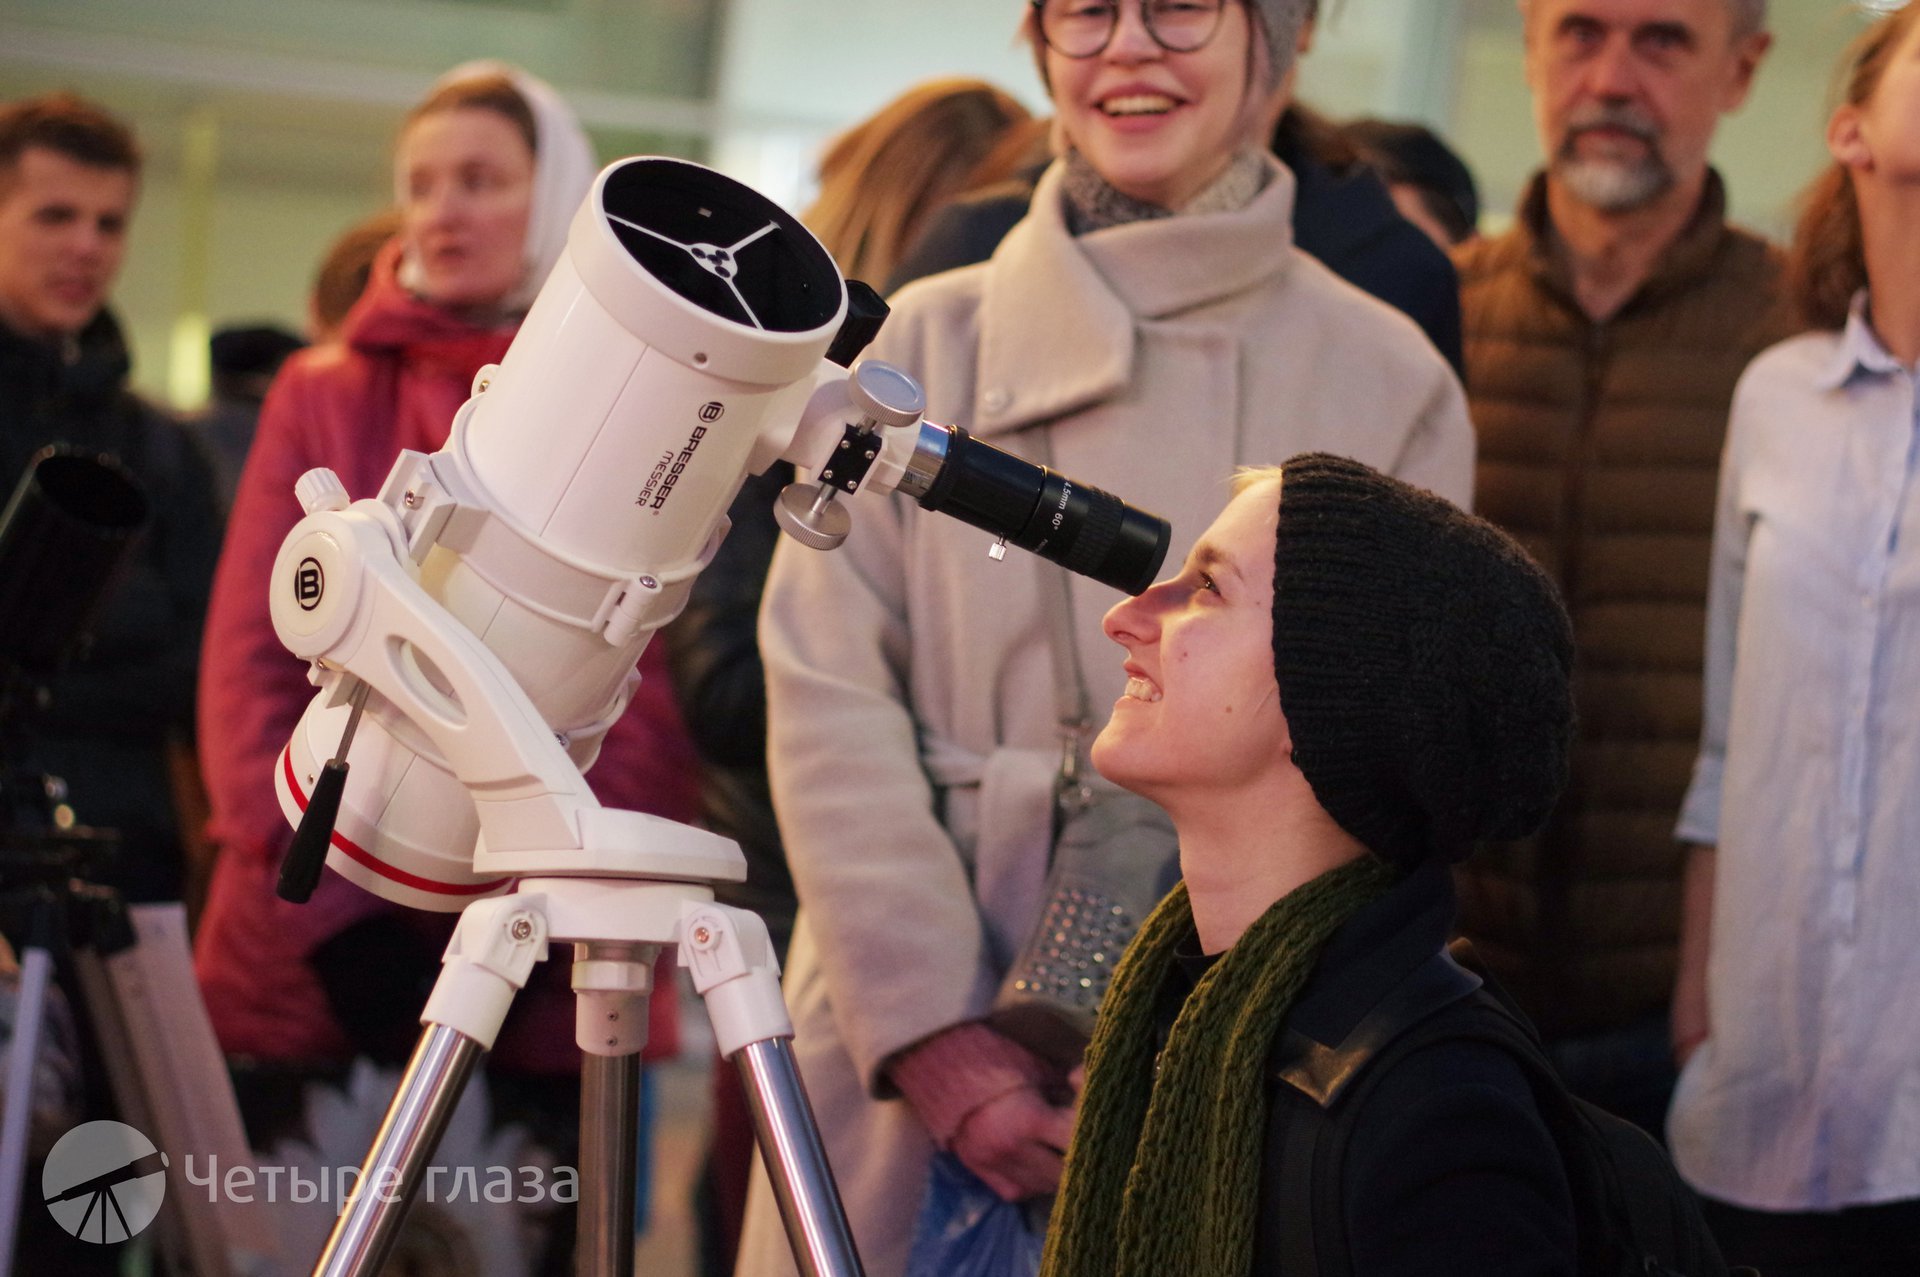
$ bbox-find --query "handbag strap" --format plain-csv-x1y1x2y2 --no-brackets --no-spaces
1034,429,1096,820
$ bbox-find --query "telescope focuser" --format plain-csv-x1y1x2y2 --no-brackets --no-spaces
774,359,927,551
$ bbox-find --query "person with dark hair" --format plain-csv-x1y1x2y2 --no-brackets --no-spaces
1344,117,1480,248
0,90,222,907
185,322,305,512
1042,456,1577,1276
737,1,1471,1271
884,3,1467,374
1451,0,1796,1142
1668,8,1920,1273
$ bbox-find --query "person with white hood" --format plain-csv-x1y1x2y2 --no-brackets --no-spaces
192,61,702,1262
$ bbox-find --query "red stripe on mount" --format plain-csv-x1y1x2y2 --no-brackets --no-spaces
279,747,507,897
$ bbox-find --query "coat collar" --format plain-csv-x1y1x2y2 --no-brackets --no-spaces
344,239,519,376
971,155,1298,437
1818,290,1910,391
0,306,132,407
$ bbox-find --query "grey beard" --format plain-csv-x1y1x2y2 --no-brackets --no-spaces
1553,150,1673,214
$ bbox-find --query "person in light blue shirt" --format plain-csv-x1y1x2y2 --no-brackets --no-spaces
1669,8,1920,1274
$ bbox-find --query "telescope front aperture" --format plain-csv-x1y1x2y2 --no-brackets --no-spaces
600,158,841,334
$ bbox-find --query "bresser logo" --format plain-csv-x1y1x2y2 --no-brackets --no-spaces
295,557,325,610
699,401,725,423
635,417,713,512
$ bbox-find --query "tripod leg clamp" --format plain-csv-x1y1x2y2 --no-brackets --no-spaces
422,897,549,1049
679,903,793,1059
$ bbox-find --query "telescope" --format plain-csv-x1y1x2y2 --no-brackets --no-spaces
0,447,148,736
264,156,1170,1277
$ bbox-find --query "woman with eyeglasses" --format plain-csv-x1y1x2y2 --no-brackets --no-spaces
737,4,1473,1274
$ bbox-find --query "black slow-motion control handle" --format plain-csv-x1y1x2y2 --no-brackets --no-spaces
278,760,346,904
276,681,370,904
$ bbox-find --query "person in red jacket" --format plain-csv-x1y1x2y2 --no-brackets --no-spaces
192,61,700,1265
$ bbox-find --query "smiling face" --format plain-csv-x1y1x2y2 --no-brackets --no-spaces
1092,477,1290,806
0,146,135,342
1523,0,1768,214
397,106,536,310
1045,0,1276,210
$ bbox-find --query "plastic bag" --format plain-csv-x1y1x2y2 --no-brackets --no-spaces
905,1151,1046,1277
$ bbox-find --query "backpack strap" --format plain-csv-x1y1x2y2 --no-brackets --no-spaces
1273,949,1483,1105
1267,948,1484,1277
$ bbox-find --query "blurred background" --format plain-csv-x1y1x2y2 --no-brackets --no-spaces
0,0,1875,404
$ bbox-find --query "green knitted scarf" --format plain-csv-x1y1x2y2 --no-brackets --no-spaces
1040,856,1400,1277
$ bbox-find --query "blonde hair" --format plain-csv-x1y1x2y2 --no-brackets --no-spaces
804,78,1032,285
1232,464,1286,495
1790,4,1920,331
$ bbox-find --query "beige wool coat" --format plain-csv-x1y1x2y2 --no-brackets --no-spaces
736,157,1473,1277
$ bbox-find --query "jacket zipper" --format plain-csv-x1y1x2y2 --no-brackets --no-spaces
1555,321,1610,609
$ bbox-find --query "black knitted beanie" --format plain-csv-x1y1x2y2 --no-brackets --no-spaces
1270,453,1574,869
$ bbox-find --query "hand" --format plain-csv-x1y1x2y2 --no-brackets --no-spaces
1670,979,1709,1068
949,1086,1076,1202
1671,843,1716,1067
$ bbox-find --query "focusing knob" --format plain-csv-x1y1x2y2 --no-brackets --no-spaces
848,360,926,430
774,482,853,551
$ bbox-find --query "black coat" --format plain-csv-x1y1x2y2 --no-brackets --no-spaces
1162,860,1575,1276
0,309,223,902
661,464,798,957
885,137,1464,376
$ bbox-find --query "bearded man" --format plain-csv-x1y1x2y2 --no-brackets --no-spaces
1451,0,1795,1140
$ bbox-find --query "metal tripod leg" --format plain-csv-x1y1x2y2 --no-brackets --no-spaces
0,938,54,1275
308,893,546,1277
734,1039,861,1277
313,1025,485,1277
682,900,862,1277
577,1051,639,1277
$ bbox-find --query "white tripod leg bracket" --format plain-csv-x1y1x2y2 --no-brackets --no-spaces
421,895,550,1049
678,903,792,1059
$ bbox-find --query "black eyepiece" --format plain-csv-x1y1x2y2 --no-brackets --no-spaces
915,428,1168,595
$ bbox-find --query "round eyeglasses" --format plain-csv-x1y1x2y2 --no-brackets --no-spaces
1031,0,1231,59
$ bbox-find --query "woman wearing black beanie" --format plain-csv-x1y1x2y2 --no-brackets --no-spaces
1047,454,1579,1276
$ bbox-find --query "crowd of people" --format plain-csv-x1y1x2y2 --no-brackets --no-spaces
0,0,1915,1274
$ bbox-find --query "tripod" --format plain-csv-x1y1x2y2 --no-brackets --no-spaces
266,449,868,1277
304,877,858,1277
0,832,194,1275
